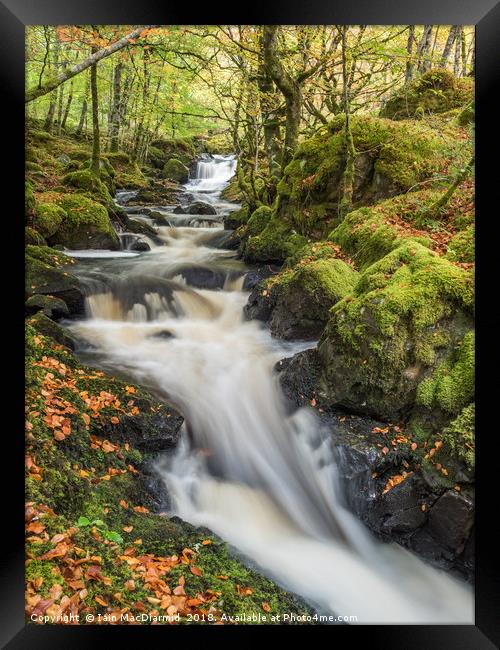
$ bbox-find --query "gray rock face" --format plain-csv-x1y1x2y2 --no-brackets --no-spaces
184,201,217,216
323,414,475,581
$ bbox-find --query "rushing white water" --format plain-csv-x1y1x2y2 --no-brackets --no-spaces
68,156,474,624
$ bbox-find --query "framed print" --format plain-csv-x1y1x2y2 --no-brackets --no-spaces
1,0,498,646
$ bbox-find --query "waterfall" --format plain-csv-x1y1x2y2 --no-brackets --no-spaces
67,152,473,625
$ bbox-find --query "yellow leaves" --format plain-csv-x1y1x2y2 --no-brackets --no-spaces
124,579,136,591
133,506,149,514
125,386,136,394
383,471,413,495
123,526,133,533
82,413,90,427
79,469,90,478
201,539,211,546
119,500,129,509
95,596,109,607
110,416,120,425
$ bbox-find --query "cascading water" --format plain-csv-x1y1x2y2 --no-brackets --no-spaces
66,155,474,624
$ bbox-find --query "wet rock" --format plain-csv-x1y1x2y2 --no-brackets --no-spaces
26,248,85,316
27,311,77,350
184,201,217,216
173,264,230,290
242,265,280,290
99,394,184,453
173,205,186,214
426,490,474,555
149,330,175,340
130,240,151,252
25,294,70,319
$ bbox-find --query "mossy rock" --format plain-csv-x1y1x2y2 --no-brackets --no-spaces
329,192,441,270
221,174,244,202
151,137,196,165
26,293,70,319
446,225,474,264
243,216,308,264
34,202,67,238
62,169,113,206
25,180,36,219
25,227,46,246
224,205,249,230
25,247,85,315
457,103,474,127
380,70,474,121
245,257,359,340
247,205,272,237
282,242,474,422
442,402,475,474
27,311,76,349
162,158,189,183
276,114,455,238
51,193,119,250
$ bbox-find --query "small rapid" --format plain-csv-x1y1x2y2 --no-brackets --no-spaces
66,154,474,624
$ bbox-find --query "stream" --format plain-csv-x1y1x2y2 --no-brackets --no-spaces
64,154,473,624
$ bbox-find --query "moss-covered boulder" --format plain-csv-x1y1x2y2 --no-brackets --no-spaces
245,255,359,340
26,293,70,319
224,205,249,231
150,137,197,166
280,242,474,423
162,158,189,183
246,205,272,237
380,70,474,121
276,114,454,238
27,311,77,349
243,216,308,264
329,192,441,270
62,169,114,206
25,227,46,246
25,180,36,221
26,245,85,315
446,225,474,264
34,202,66,239
49,194,119,250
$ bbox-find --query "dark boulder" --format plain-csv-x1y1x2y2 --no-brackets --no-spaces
184,201,217,216
130,240,151,252
25,294,70,319
27,311,77,350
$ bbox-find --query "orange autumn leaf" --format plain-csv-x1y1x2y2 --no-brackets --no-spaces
190,566,203,577
262,602,271,612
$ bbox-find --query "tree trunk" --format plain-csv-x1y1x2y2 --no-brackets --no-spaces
61,80,74,130
90,47,100,174
263,25,301,170
109,62,123,152
405,26,415,83
417,25,433,72
454,28,463,76
76,73,89,136
339,26,356,221
257,32,282,176
441,26,458,67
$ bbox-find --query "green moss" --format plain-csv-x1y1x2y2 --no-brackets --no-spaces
52,193,119,250
25,181,36,218
315,242,474,419
34,202,67,239
446,225,475,264
275,115,454,239
25,227,46,246
442,402,475,472
247,206,272,237
244,217,308,264
162,158,189,182
26,244,72,268
330,202,434,270
380,70,474,120
62,169,113,206
416,331,474,414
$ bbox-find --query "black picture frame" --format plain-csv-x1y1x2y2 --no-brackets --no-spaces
3,1,499,646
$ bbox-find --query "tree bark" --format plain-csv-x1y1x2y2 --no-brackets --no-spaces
109,62,123,152
75,72,89,136
405,26,415,83
90,47,100,174
263,25,301,170
257,32,282,176
339,26,356,221
440,26,458,67
61,80,74,130
26,26,158,103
